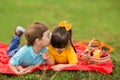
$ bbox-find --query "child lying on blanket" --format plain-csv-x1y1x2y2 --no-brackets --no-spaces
9,22,53,75
48,21,78,71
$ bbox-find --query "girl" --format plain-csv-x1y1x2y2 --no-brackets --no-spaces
48,21,78,71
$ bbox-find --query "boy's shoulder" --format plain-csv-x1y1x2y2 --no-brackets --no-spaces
18,45,32,54
20,45,30,50
11,45,32,58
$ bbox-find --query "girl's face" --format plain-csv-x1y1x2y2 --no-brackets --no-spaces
54,47,65,54
41,30,51,47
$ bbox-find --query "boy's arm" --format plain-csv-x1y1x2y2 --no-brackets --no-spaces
46,57,55,65
42,51,55,65
9,63,19,73
20,63,41,73
9,62,36,75
9,62,25,75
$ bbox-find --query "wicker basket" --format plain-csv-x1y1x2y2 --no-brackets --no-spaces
80,39,112,64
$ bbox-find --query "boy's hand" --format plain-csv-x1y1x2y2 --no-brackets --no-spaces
19,66,35,74
42,51,49,60
15,70,27,75
42,51,55,65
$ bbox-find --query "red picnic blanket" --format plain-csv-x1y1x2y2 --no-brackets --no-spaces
0,42,114,75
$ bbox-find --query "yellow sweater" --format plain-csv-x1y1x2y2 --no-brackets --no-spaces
48,45,78,64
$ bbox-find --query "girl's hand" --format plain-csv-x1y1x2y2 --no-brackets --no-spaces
51,64,64,71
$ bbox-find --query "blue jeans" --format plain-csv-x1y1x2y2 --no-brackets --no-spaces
7,35,20,57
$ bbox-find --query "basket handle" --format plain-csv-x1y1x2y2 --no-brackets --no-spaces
87,39,100,54
87,39,101,63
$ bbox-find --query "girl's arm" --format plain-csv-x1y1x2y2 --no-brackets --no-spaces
52,64,76,71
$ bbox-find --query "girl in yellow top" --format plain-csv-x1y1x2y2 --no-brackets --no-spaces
48,21,78,71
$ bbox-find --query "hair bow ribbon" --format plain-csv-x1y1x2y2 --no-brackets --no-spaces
58,21,71,31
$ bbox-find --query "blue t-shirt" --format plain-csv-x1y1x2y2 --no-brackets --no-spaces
10,45,47,66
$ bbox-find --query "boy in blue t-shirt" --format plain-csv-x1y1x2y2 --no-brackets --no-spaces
9,22,53,75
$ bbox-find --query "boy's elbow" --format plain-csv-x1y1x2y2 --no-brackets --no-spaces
9,62,13,67
9,61,16,68
9,61,12,66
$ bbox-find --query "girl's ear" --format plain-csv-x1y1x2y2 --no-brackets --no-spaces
35,38,42,45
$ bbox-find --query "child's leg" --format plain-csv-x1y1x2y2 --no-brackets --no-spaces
7,26,25,57
7,35,20,57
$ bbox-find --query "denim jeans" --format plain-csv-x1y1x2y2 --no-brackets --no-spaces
7,35,20,57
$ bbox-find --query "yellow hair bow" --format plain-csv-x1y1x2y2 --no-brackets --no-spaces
58,20,72,31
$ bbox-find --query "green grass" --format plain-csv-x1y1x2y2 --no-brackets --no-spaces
0,0,120,80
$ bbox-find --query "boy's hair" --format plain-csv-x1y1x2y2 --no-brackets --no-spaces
25,22,48,46
51,27,76,52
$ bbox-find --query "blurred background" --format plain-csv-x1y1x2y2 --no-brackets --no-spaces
0,0,120,62
0,0,120,79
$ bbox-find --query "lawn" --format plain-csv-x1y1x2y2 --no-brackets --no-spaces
0,0,120,80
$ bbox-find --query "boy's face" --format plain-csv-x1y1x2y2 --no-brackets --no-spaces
41,30,51,47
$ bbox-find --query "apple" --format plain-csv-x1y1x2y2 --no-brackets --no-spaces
100,51,108,58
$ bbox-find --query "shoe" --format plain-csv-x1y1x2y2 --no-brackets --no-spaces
15,26,25,36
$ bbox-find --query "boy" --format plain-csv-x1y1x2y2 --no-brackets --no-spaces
9,22,53,75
